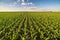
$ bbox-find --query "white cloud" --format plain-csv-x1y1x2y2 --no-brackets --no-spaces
0,0,38,11
21,2,26,5
21,2,33,5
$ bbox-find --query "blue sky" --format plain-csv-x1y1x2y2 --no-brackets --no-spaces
0,0,60,11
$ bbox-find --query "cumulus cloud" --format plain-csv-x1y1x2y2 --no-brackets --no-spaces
8,0,36,8
21,0,33,5
20,0,37,9
0,0,38,11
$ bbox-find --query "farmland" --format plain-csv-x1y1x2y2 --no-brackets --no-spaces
0,12,60,40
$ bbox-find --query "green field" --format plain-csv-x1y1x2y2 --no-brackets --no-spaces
0,12,60,40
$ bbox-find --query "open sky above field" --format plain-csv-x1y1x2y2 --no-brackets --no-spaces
0,0,60,11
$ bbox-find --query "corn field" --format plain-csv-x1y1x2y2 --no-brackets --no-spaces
0,12,60,40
